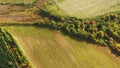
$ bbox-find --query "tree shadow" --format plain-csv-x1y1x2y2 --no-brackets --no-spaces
108,45,120,57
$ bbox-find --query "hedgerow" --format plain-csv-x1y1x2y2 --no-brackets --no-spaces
36,10,120,55
0,28,31,68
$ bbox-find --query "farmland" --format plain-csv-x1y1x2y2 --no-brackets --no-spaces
57,0,120,18
3,26,120,68
0,0,120,68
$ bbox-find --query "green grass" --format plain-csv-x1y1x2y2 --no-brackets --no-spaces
57,0,120,18
4,25,120,68
0,0,36,4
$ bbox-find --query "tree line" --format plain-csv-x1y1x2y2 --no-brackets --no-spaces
0,28,31,68
38,10,120,55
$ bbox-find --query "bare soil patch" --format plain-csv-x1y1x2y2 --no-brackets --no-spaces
0,4,41,23
0,4,11,15
0,13,40,23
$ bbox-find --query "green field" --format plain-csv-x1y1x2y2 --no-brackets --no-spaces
4,26,120,68
57,0,120,18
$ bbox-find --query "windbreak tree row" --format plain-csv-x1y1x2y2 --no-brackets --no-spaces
0,28,31,68
36,12,120,55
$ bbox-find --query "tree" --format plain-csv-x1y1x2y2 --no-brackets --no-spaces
97,30,104,39
110,14,118,21
97,23,105,31
108,37,114,46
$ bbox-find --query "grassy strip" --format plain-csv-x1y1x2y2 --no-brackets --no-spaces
0,28,31,68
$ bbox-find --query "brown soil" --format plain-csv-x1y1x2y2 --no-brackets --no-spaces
11,5,25,11
0,0,47,23
0,4,41,23
0,4,11,15
0,13,40,23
